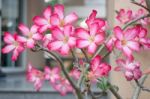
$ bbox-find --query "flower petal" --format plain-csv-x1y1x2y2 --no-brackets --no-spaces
76,39,90,48
123,46,133,60
64,12,78,24
4,32,15,44
88,43,97,54
50,14,60,26
127,41,139,51
43,6,52,19
60,44,70,55
114,26,123,40
48,41,63,50
89,23,99,36
125,28,137,40
54,4,64,20
18,24,30,36
51,27,64,40
33,16,48,26
27,39,35,48
2,45,15,53
76,28,89,39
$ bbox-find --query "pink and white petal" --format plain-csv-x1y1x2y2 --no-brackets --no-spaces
115,40,122,50
33,16,48,25
26,39,35,48
4,32,15,44
54,4,64,20
68,37,76,47
89,23,99,36
51,27,64,40
17,36,27,43
127,41,139,51
38,25,49,33
116,59,125,68
64,12,78,24
17,46,24,52
125,28,138,40
50,14,60,26
60,44,70,55
91,55,101,71
114,26,123,40
18,24,30,36
2,45,15,53
88,43,97,54
33,34,42,40
125,71,133,81
76,39,90,48
48,41,63,50
95,34,104,44
139,28,147,38
30,25,38,33
11,49,19,61
76,28,89,39
123,46,134,60
95,18,105,28
64,25,73,36
43,6,52,19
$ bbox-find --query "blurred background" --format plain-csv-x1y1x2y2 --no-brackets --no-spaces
0,0,150,99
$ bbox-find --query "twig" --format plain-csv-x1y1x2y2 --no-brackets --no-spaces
81,49,90,63
132,75,148,99
131,1,150,12
135,76,150,92
123,14,150,30
108,82,123,99
36,44,83,99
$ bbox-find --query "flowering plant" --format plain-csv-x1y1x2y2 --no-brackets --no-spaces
2,0,150,99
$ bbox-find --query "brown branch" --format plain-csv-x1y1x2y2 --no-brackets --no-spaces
131,1,150,12
123,14,150,30
135,76,150,92
132,75,148,99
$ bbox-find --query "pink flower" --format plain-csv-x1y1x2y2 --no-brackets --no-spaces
69,68,81,80
115,59,142,81
2,32,24,61
76,23,105,54
114,26,139,60
33,6,52,33
44,66,60,83
86,10,105,30
48,25,76,55
116,9,133,24
51,4,78,28
88,55,111,81
105,36,117,52
52,77,73,96
26,64,44,91
42,34,52,47
18,24,42,48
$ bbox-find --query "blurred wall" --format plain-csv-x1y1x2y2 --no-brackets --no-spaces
26,0,45,68
109,0,150,99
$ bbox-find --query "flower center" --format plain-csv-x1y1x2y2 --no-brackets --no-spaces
28,32,33,39
60,20,65,27
13,41,19,47
88,36,95,43
63,36,69,44
121,39,127,46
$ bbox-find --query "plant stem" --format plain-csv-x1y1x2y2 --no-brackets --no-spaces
38,46,83,99
108,82,123,99
81,49,90,63
132,75,148,99
123,14,150,30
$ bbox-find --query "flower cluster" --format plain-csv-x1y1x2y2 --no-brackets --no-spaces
2,2,150,97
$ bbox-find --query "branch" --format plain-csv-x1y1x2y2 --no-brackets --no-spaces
81,49,90,63
132,75,148,99
131,1,150,12
123,14,150,30
108,82,123,99
36,44,83,99
135,76,150,92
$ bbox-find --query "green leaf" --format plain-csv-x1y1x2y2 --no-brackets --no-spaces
97,77,111,91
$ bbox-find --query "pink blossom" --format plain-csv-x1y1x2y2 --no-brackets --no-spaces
2,32,24,61
48,25,76,55
33,6,52,33
76,23,105,54
114,26,139,60
86,10,106,30
44,66,60,83
52,77,73,96
116,9,133,24
69,68,81,80
88,55,111,81
18,24,42,48
42,34,52,47
51,4,78,28
115,59,142,81
105,36,117,52
26,64,44,91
